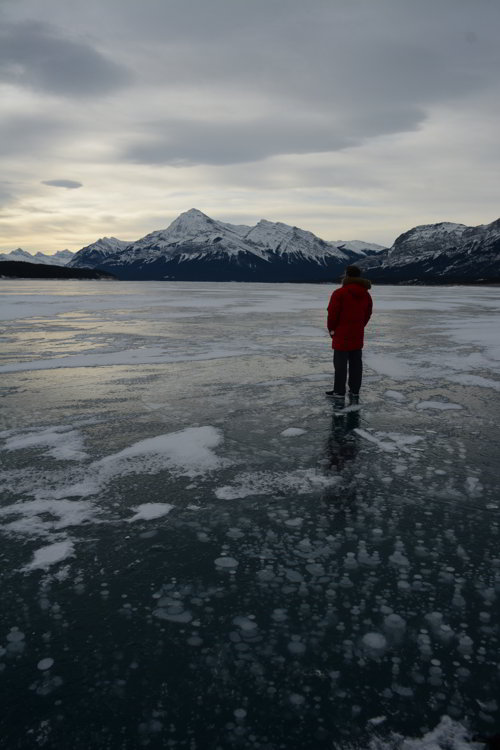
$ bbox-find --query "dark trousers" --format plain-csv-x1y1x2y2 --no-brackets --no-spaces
333,349,362,396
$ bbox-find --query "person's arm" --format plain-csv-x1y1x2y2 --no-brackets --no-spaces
327,291,342,333
364,294,373,326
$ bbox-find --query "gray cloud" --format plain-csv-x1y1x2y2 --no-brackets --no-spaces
0,115,69,157
41,179,83,189
126,120,356,167
0,181,14,208
100,0,498,167
5,1,499,113
92,0,500,108
0,20,131,97
125,104,425,166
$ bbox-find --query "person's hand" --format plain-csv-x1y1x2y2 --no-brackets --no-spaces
329,330,334,338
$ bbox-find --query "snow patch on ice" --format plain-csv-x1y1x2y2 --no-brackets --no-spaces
354,429,424,454
23,540,75,571
127,503,174,522
0,426,225,570
0,498,98,538
280,428,307,437
96,426,225,479
416,400,462,411
215,469,340,500
384,390,406,402
362,715,481,749
3,426,87,461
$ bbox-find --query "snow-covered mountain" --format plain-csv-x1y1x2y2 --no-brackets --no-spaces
68,237,130,269
70,209,384,282
243,219,346,260
11,212,498,284
389,222,468,259
0,249,34,263
50,249,75,264
0,248,75,265
333,240,386,255
358,218,500,283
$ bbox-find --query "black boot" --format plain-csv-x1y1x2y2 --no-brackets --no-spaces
326,391,345,408
349,392,359,405
333,394,345,410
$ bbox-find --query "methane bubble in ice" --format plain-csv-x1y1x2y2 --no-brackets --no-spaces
362,632,387,653
7,629,25,643
287,640,306,655
271,608,287,622
214,557,239,569
37,658,54,671
384,614,406,632
233,616,258,632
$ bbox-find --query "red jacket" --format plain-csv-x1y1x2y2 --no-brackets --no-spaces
327,278,372,351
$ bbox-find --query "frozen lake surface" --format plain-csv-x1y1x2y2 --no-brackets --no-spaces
1,280,499,749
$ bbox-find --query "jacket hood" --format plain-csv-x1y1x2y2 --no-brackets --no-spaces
342,276,372,291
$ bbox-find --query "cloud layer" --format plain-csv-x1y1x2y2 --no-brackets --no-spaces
1,0,499,252
42,180,83,190
0,19,131,97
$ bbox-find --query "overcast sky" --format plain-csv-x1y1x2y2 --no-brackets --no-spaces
1,0,499,252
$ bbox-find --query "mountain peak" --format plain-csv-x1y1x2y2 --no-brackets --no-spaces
255,218,296,231
164,208,221,240
53,249,75,259
181,208,210,218
172,208,214,225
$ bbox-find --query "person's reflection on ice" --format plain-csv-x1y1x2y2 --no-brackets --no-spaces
325,409,360,472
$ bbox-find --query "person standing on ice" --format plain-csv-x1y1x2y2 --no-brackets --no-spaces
326,265,372,410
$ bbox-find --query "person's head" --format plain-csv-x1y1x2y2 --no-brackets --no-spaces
345,265,361,278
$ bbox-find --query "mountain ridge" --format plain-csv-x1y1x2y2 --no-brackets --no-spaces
358,217,500,284
0,248,75,266
8,210,497,283
69,208,384,282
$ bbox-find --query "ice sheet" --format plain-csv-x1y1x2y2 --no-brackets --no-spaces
0,280,499,748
